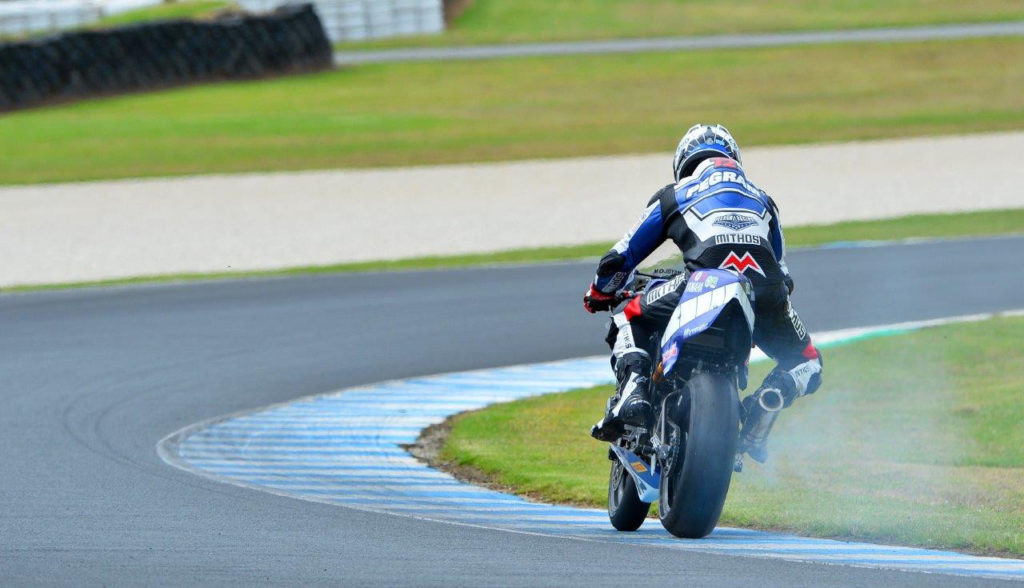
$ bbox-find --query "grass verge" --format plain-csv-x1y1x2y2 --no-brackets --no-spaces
2,38,1023,184
3,208,1022,293
88,0,232,29
341,0,1024,49
441,316,1024,556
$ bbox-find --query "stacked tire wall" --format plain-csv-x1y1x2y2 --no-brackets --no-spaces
0,4,332,112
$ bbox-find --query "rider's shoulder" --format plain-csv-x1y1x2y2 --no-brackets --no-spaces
646,183,677,206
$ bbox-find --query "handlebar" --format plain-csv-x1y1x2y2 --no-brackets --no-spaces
591,267,685,313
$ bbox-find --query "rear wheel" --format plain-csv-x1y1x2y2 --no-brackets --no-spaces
658,372,739,538
607,459,650,531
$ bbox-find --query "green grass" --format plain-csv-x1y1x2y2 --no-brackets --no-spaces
442,316,1024,556
782,209,1024,247
2,38,1023,184
4,208,1022,292
342,0,1024,48
92,1,230,28
87,0,231,28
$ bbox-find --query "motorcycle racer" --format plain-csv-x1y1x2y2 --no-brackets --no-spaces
584,124,823,463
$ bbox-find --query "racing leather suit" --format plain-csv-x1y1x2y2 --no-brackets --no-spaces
592,157,823,459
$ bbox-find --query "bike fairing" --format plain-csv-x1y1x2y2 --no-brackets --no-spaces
659,269,755,375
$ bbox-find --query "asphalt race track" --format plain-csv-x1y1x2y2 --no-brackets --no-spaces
333,21,1024,65
2,235,1023,586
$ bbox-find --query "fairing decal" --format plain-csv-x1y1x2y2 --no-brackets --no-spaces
660,269,755,374
609,444,660,503
683,207,772,244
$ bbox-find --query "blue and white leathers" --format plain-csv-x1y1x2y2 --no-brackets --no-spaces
593,157,789,296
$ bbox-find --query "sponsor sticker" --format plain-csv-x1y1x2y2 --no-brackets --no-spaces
683,322,710,338
645,275,685,304
713,213,758,231
631,462,648,473
662,342,679,365
719,251,766,277
687,171,761,199
714,233,761,246
787,304,808,339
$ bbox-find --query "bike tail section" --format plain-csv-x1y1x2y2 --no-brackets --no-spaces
659,269,755,377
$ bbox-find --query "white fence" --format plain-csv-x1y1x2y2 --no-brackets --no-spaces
236,0,444,43
1,0,444,42
0,0,154,37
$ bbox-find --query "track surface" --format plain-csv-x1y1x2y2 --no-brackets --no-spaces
2,236,1023,586
333,21,1024,65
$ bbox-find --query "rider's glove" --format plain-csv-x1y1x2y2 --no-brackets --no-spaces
784,274,795,295
583,284,617,313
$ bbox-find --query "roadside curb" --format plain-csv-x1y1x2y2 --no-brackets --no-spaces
158,312,1024,581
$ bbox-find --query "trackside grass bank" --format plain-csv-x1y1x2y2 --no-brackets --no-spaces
440,316,1024,557
4,208,1023,292
343,0,1024,48
2,38,1022,184
88,0,231,28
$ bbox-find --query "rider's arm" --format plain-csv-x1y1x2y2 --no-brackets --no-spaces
765,193,794,292
593,186,672,294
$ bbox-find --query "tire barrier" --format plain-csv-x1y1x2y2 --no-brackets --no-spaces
0,4,332,112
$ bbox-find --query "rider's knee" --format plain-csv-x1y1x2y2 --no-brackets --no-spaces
758,349,823,408
797,343,823,396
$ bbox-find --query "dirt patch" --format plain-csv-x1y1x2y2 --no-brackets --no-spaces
402,417,521,493
402,421,448,464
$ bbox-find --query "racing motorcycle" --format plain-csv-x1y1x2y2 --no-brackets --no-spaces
604,267,756,538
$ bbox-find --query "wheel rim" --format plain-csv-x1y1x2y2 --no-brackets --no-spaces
658,394,687,520
609,461,627,511
659,429,679,517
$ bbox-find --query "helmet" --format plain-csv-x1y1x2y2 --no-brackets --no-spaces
672,124,742,182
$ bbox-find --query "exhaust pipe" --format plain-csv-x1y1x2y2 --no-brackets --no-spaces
740,387,787,464
757,387,785,412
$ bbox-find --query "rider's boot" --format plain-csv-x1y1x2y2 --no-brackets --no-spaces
738,369,797,463
591,353,653,442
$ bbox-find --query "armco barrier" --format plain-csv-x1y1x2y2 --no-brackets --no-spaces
0,4,332,112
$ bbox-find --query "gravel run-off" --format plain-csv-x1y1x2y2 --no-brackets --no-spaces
1,132,1021,287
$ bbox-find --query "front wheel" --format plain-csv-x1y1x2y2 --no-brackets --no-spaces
607,459,650,531
658,372,739,538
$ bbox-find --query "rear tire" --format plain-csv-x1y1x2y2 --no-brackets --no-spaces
607,459,650,531
658,372,739,538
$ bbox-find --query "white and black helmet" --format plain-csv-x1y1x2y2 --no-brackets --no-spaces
672,124,742,182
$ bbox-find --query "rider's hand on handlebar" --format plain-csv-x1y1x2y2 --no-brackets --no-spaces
584,285,636,313
583,284,618,313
